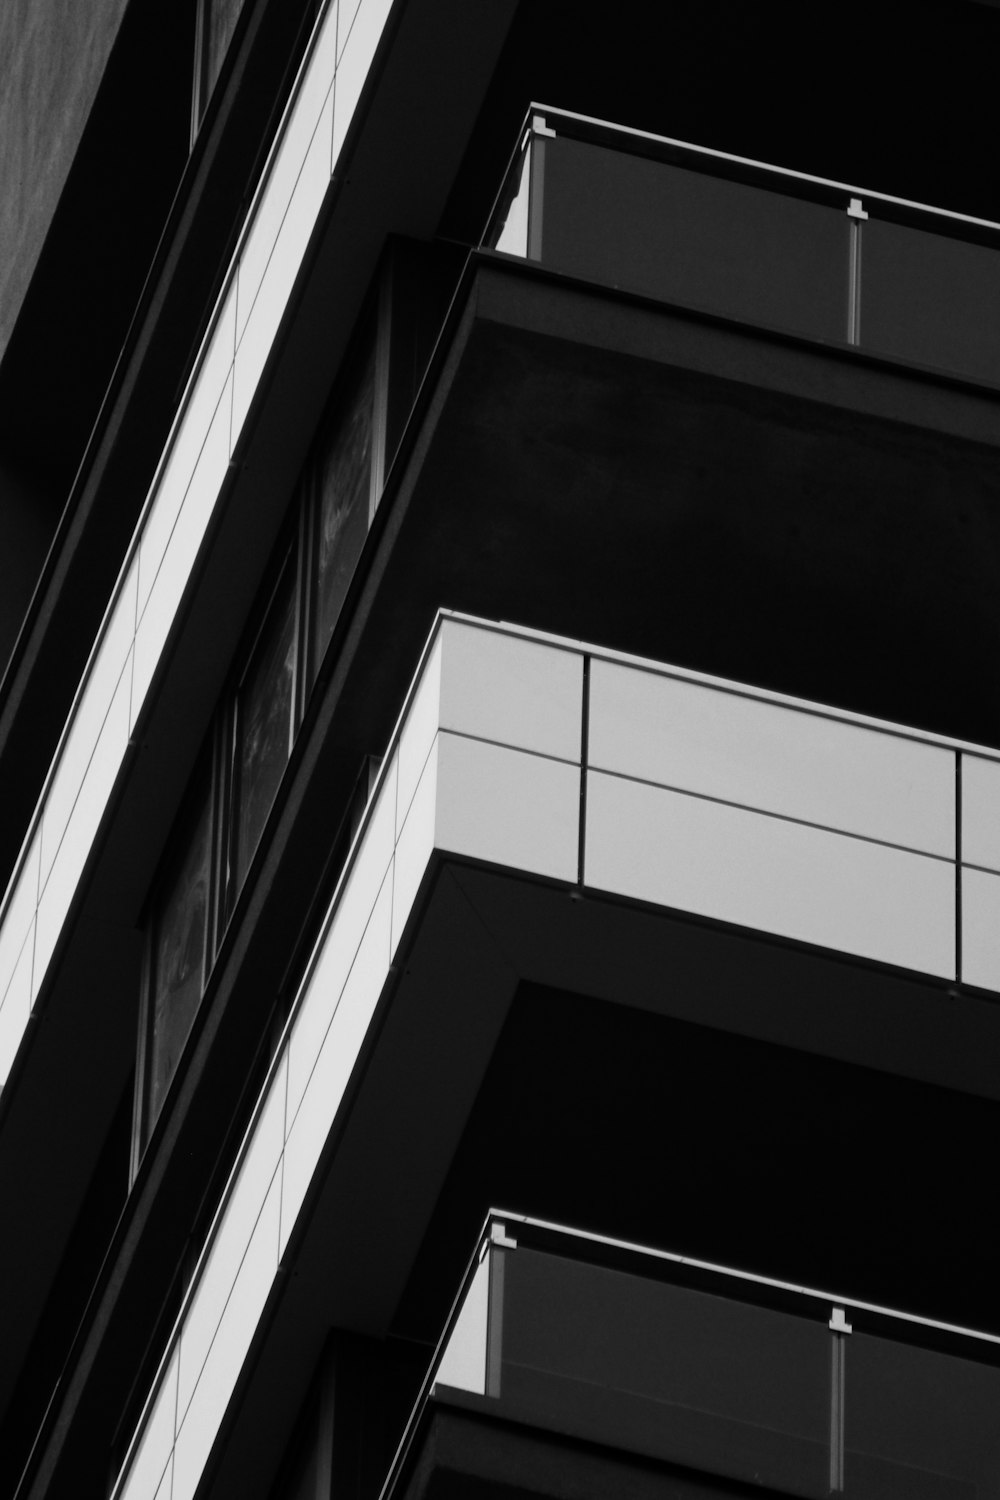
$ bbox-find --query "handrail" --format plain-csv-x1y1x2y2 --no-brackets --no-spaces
527,103,1000,244
495,1210,1000,1353
381,1205,1000,1500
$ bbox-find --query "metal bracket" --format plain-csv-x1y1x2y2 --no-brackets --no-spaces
531,113,556,139
847,197,868,221
830,1306,853,1334
490,1221,518,1250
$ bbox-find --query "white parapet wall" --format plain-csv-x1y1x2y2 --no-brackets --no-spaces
0,0,395,1089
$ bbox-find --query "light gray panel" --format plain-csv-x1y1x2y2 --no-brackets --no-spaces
33,648,134,997
333,0,393,171
172,1169,282,1500
39,555,138,894
961,866,1000,992
235,2,338,344
961,754,1000,873
138,280,237,621
396,637,442,836
588,660,955,857
0,828,40,1009
118,1346,179,1500
232,87,333,441
438,619,583,763
281,870,393,1254
0,922,34,1088
177,1053,288,1425
392,738,438,953
132,375,234,725
435,732,580,885
585,771,954,978
286,751,396,1129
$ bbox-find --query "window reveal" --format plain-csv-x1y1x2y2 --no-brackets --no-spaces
145,769,214,1138
229,555,299,906
312,340,375,675
135,316,381,1171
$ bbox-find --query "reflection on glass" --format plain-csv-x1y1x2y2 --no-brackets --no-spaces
861,219,1000,387
496,1248,830,1498
846,1330,1000,1500
230,556,298,900
492,142,532,258
434,1251,491,1395
311,343,374,674
532,136,847,345
147,775,213,1133
197,0,247,114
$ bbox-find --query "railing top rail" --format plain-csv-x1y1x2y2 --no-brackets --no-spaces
491,1209,1000,1353
452,610,1000,764
526,102,1000,244
380,1200,1000,1500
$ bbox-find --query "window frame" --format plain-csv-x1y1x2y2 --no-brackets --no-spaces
221,534,305,923
131,281,389,1180
130,735,222,1180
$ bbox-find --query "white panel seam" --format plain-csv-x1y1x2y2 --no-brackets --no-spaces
284,858,393,1143
175,1154,283,1435
233,75,335,363
585,764,955,863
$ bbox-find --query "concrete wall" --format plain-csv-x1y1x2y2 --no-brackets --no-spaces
0,0,130,362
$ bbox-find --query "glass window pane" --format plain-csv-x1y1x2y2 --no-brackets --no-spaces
311,343,374,674
230,557,298,901
147,775,213,1133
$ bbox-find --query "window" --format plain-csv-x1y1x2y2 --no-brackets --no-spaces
226,549,301,912
132,240,461,1169
134,314,381,1169
138,757,216,1152
311,339,376,676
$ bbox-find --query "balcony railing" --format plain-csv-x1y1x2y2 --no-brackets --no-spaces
413,1212,1000,1500
106,615,1000,1500
486,106,1000,390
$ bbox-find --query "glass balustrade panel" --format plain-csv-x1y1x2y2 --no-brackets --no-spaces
495,1247,830,1497
861,219,1000,388
524,135,849,345
845,1329,1000,1500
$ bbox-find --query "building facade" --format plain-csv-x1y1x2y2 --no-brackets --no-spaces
4,2,1000,1498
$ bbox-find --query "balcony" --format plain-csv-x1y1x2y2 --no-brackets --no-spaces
104,614,1000,1500
487,106,1000,392
392,1212,1000,1500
